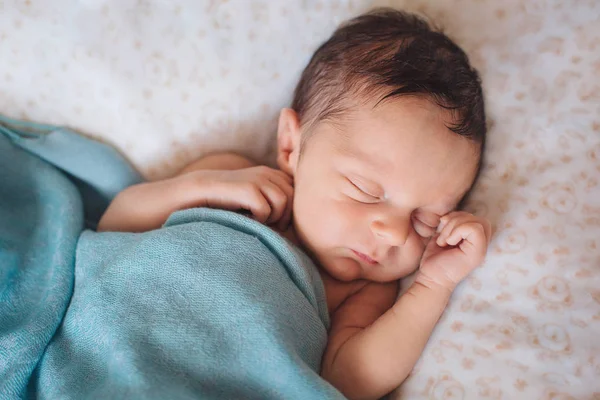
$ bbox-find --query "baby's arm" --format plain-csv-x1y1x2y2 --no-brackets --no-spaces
98,153,292,232
322,212,491,400
98,153,254,232
322,280,450,399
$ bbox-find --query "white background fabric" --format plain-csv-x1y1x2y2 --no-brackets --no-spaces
1,1,599,398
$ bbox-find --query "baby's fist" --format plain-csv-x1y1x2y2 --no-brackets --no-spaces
417,212,492,291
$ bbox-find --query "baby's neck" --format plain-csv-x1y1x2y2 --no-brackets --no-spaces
272,222,301,247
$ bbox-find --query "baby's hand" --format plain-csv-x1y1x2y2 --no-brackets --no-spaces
416,211,492,291
186,166,294,230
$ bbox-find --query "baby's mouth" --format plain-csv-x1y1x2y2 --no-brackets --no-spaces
351,249,378,266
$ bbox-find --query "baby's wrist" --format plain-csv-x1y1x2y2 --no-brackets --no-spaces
172,171,213,208
413,271,458,294
400,274,453,315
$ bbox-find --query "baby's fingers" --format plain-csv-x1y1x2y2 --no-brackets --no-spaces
277,185,294,231
446,222,488,259
241,186,272,223
264,173,294,230
259,182,289,225
436,213,474,246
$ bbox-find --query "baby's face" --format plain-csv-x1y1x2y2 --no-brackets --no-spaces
287,98,480,282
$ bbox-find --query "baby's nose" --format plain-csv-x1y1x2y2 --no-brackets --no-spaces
370,217,410,247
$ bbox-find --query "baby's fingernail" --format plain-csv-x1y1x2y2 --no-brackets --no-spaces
437,219,448,232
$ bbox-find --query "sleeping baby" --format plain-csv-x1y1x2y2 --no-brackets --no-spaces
96,8,491,399
12,8,490,400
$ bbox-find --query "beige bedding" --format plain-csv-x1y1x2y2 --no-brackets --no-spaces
1,1,598,398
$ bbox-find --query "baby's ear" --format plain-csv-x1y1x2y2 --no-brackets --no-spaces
276,108,302,176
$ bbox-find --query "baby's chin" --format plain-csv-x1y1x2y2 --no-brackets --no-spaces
319,256,363,282
319,255,408,283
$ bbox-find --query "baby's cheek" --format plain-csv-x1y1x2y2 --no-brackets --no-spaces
405,234,427,265
334,200,371,231
296,195,344,242
390,241,423,280
335,199,363,218
320,199,355,233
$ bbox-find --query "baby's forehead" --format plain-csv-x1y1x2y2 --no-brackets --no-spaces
311,99,481,205
328,97,477,153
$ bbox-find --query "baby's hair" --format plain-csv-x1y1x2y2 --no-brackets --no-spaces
292,8,487,150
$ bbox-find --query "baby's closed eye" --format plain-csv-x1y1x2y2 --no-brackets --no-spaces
345,177,381,203
411,213,440,237
412,219,436,237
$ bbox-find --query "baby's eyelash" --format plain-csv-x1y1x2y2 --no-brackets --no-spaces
413,219,436,237
412,212,440,228
347,179,379,199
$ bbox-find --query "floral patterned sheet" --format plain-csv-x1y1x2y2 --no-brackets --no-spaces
1,1,598,399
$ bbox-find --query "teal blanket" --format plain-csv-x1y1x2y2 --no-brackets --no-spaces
0,116,343,399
